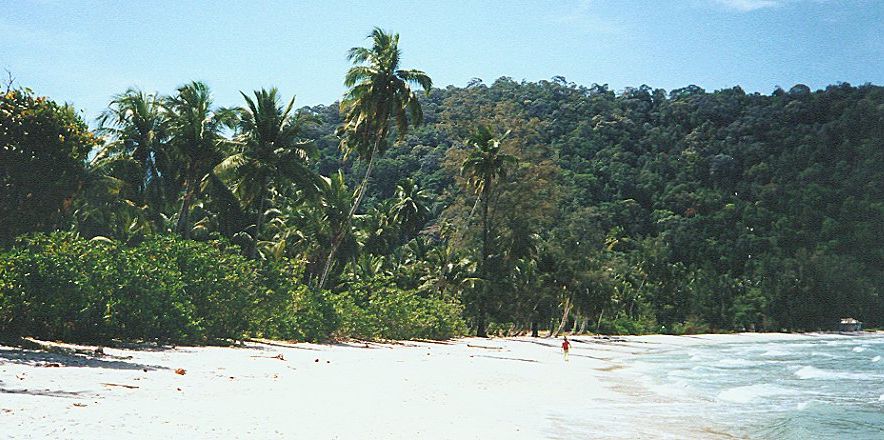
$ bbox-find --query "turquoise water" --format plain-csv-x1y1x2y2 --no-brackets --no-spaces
629,334,884,439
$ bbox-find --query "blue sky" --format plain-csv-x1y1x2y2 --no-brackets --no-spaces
2,0,881,123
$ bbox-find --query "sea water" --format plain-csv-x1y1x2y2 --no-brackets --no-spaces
625,334,884,439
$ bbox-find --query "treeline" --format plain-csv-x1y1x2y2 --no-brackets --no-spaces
1,30,881,343
348,77,883,333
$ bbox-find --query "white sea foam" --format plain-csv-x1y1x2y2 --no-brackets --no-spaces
761,349,790,357
879,394,884,402
715,358,759,368
794,365,874,381
810,351,839,359
717,384,794,404
852,346,867,353
872,356,881,363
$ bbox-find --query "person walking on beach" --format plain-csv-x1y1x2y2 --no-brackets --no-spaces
562,336,571,362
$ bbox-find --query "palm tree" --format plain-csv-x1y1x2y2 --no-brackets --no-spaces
391,177,431,241
95,88,171,224
461,125,517,337
165,81,232,239
216,88,322,258
318,27,432,289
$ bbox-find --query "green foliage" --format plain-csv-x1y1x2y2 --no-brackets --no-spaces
332,274,466,340
5,64,882,339
248,258,340,342
0,233,260,343
0,89,99,245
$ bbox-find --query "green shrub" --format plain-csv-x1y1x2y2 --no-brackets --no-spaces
597,314,659,335
248,259,338,342
667,319,713,335
0,233,107,340
0,233,466,344
332,276,466,340
135,236,260,341
0,233,264,343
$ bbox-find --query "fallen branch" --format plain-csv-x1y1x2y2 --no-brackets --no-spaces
102,383,139,389
466,344,504,350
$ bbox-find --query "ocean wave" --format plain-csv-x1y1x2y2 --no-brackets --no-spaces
795,399,822,410
793,365,876,381
717,384,795,404
715,358,761,368
761,349,791,357
852,346,867,353
810,351,839,359
872,356,881,363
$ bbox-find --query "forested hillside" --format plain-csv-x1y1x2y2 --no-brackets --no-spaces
309,78,883,333
2,35,881,341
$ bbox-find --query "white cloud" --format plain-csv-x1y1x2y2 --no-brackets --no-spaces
714,0,783,12
554,0,627,36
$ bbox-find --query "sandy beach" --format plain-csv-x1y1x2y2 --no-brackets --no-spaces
0,333,849,439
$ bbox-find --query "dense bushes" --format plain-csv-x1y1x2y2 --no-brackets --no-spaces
331,275,467,340
0,233,465,344
0,233,259,342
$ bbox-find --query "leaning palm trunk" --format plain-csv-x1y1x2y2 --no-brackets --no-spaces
250,187,267,259
176,175,197,239
554,297,573,337
317,137,380,289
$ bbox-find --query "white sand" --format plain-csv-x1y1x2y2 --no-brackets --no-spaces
0,333,820,439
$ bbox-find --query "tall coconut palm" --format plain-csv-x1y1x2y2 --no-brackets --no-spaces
95,88,171,223
216,88,322,258
461,125,517,337
165,81,231,239
391,177,431,240
318,27,432,289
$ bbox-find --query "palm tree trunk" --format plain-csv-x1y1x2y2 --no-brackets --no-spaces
477,183,490,337
176,176,195,239
317,136,381,289
554,296,572,337
250,188,267,259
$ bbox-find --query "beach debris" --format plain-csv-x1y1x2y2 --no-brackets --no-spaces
314,358,319,363
250,353,285,361
72,403,87,408
40,362,62,368
1,408,12,414
176,387,182,391
142,368,148,372
102,383,139,389
15,373,25,380
94,347,105,356
175,368,186,375
467,344,504,350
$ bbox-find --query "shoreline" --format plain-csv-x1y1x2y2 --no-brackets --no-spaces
1,332,879,439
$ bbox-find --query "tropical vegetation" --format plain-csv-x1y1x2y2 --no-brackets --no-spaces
1,29,881,344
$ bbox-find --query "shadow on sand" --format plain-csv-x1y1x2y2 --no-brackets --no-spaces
0,387,93,399
0,347,166,371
